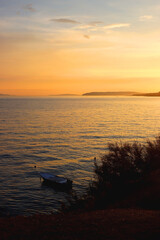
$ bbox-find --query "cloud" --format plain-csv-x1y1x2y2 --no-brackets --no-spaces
77,25,91,29
0,20,11,28
51,18,80,24
0,32,41,51
76,21,103,30
23,4,36,12
75,22,130,34
84,35,90,39
103,23,130,29
139,15,153,21
88,21,103,26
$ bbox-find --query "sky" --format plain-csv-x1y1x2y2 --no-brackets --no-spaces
0,0,160,95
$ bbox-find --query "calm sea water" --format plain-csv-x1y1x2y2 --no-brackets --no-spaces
0,96,160,216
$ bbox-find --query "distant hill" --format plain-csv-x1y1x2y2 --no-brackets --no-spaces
83,92,138,96
50,94,80,96
133,92,160,97
0,94,10,96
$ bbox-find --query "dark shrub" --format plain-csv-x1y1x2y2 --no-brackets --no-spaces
95,142,146,184
145,136,160,171
65,136,160,211
89,136,160,209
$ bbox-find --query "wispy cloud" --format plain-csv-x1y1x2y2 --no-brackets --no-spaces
77,25,92,29
83,35,90,39
103,23,130,29
0,20,11,28
88,21,103,26
139,15,153,21
23,4,36,12
0,32,39,43
51,18,80,24
0,32,40,51
75,21,103,30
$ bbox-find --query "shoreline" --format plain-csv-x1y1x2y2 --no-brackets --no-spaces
0,208,159,240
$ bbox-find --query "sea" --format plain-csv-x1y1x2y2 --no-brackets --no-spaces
0,96,160,216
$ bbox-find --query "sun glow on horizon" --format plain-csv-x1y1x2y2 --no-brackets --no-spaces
0,0,160,96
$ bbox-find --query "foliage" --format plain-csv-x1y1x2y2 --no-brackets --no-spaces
64,136,160,211
89,136,160,209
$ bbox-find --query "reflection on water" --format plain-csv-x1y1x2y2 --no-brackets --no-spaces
0,96,160,216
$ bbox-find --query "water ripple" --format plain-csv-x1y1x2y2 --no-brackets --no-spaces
0,97,160,216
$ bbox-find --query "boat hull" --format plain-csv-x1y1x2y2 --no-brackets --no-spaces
39,172,72,189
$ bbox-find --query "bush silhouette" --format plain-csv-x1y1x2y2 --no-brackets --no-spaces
65,136,160,211
89,136,160,209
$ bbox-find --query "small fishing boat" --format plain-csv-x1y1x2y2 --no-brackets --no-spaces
39,172,72,188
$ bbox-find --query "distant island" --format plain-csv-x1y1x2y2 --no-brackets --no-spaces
0,94,10,96
83,91,138,96
133,92,160,97
83,91,160,97
1,92,160,97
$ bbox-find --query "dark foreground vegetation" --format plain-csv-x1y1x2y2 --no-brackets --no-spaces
0,136,160,239
0,209,159,240
66,136,160,211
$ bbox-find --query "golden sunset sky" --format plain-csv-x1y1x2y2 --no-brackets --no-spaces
0,0,160,95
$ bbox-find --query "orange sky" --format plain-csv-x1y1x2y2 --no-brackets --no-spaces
0,0,160,95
